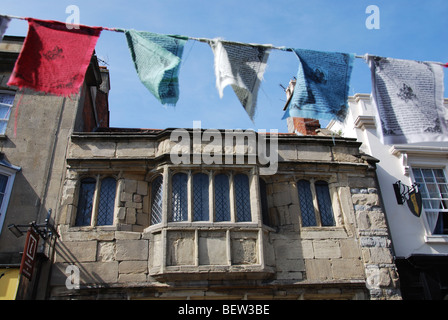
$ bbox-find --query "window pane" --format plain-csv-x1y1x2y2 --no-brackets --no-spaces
0,174,8,194
193,173,209,221
151,176,163,225
315,181,335,226
422,169,435,183
0,174,8,208
214,174,230,221
234,174,251,222
0,105,11,120
0,93,14,105
0,120,7,135
75,178,96,226
97,177,116,226
171,173,188,222
297,180,316,227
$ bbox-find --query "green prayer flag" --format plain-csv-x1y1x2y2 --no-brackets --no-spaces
124,30,188,106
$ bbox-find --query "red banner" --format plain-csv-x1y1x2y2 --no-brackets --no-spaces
7,18,102,96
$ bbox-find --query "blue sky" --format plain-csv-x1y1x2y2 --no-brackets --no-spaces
2,0,448,132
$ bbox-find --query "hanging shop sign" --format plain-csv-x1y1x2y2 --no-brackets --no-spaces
393,180,422,218
19,228,39,280
407,188,423,218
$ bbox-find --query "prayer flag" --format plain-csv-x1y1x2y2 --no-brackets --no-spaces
124,30,188,106
7,18,102,96
0,15,11,41
209,39,271,121
282,49,354,122
368,56,447,144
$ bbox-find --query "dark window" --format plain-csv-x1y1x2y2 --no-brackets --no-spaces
171,173,188,222
75,177,96,226
214,174,230,221
97,177,116,226
193,173,209,221
234,173,251,222
297,180,316,227
315,181,335,226
151,175,163,225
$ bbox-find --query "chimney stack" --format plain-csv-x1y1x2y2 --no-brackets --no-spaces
283,79,320,135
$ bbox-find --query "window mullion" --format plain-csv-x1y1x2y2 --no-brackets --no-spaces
187,170,193,222
209,171,214,222
310,179,322,227
90,175,101,227
229,172,236,223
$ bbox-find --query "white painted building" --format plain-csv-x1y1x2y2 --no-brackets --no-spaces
328,94,448,299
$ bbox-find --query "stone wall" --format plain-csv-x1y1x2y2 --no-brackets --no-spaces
50,132,401,300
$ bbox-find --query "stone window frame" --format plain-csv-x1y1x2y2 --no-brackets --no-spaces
149,166,257,226
296,178,337,228
73,174,119,228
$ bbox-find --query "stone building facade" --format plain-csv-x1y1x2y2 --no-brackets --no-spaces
0,36,110,299
48,127,401,300
0,36,401,300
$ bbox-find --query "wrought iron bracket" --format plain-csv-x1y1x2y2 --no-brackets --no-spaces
393,180,419,205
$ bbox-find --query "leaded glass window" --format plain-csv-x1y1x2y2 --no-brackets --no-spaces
193,173,209,221
171,173,188,222
297,179,335,227
75,176,117,227
75,177,96,226
97,177,116,226
215,174,230,221
234,174,251,222
151,175,163,225
297,180,316,227
315,181,335,226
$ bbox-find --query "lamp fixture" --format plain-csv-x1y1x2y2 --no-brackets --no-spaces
7,209,59,240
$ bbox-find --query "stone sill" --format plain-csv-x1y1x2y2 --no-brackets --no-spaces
144,221,261,233
150,265,276,282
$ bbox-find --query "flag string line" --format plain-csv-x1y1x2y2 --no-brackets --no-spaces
2,13,447,67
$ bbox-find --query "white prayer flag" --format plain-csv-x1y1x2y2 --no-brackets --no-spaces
368,56,447,144
0,15,11,41
209,39,270,121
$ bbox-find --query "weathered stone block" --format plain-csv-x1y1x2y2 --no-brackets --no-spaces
167,232,195,266
331,259,365,279
199,231,227,265
55,241,97,263
80,261,119,284
306,259,332,281
97,241,115,262
231,238,257,265
119,260,148,274
124,179,137,193
313,240,341,259
115,239,148,261
137,180,148,196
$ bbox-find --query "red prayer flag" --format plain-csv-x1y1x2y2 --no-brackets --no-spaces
8,18,102,96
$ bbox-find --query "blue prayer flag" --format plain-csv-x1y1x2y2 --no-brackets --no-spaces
283,49,354,122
